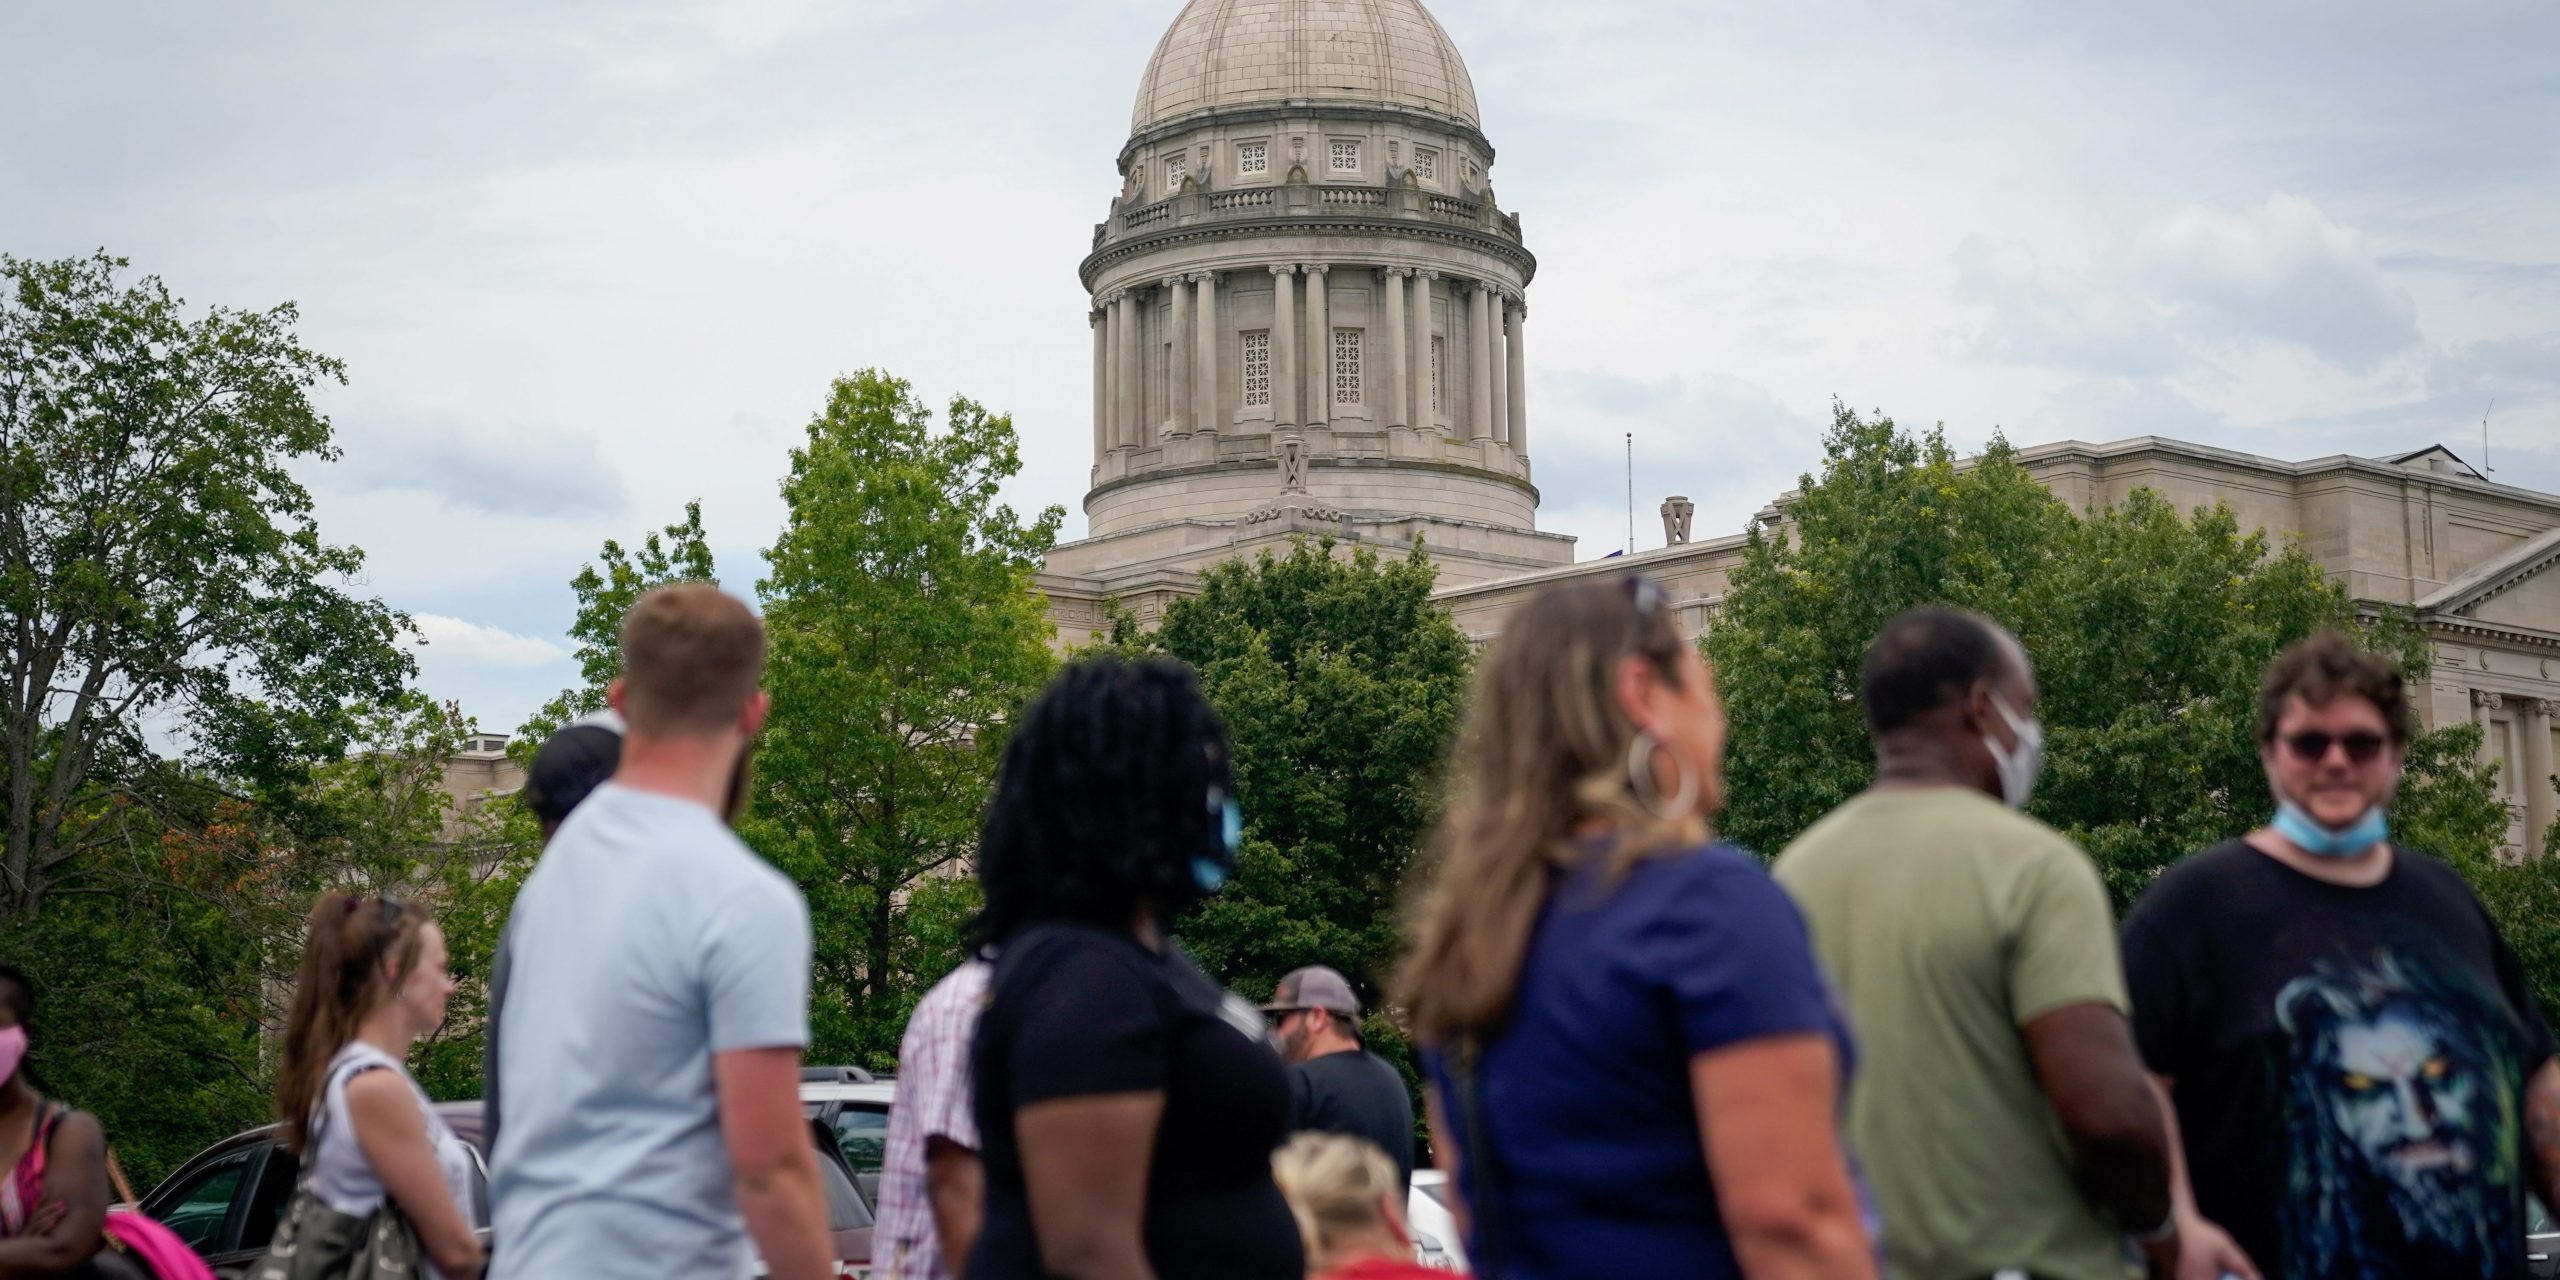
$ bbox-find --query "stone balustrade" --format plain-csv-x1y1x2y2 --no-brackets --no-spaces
1093,179,1525,255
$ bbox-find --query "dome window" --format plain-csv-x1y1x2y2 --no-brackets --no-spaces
1330,140,1361,173
1243,332,1271,408
1166,156,1188,191
1333,329,1362,406
1415,148,1438,183
1239,142,1269,176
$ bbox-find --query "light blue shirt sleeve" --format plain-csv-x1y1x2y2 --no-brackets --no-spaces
703,866,813,1053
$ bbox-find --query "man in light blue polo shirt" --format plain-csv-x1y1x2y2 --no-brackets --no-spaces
491,584,831,1280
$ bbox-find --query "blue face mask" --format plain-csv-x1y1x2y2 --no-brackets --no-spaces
2272,799,2389,859
1192,793,1244,894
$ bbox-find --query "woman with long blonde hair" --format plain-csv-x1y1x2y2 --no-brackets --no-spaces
1398,577,1876,1280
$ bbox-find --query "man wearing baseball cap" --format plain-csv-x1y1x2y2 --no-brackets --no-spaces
1264,965,1415,1195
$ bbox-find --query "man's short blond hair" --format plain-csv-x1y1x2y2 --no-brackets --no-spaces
619,584,765,736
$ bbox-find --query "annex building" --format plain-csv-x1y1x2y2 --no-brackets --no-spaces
1035,0,2560,858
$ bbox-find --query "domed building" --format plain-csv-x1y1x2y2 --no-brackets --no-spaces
1040,0,1576,643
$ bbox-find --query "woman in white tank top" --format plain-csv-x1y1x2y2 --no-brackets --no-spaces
277,894,486,1280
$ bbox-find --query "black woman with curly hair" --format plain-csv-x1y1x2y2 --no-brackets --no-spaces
963,657,1301,1280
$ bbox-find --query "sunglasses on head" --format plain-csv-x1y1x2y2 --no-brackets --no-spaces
2280,730,2388,765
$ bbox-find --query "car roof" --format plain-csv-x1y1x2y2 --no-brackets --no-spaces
800,1080,897,1105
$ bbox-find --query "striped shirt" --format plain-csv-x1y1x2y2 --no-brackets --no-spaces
876,960,992,1280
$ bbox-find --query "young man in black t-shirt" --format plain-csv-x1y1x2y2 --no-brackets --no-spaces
2123,633,2560,1280
1264,965,1417,1195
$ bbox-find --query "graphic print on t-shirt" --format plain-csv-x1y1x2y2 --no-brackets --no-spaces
2275,949,2524,1280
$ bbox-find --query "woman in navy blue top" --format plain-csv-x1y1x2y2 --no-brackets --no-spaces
1400,578,1878,1280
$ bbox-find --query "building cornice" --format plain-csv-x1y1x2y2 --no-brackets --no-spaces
2416,614,2560,654
1082,451,1543,511
2009,436,2560,514
1119,101,1497,172
2418,526,2560,616
1432,529,1756,604
1081,214,1536,290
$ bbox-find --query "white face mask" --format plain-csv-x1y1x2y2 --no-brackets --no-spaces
1984,694,2045,810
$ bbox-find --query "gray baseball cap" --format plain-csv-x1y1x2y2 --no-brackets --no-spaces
1262,965,1361,1018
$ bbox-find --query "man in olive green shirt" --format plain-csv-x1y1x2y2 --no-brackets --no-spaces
1774,608,2173,1280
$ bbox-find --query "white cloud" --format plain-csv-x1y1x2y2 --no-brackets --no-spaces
2134,194,2419,370
409,615,572,670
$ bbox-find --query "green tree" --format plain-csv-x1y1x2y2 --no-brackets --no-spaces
0,694,526,1184
0,252,413,922
1706,405,2506,913
750,370,1061,1065
513,501,717,756
1104,539,1474,1007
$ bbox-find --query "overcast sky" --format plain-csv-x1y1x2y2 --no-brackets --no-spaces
7,0,2556,734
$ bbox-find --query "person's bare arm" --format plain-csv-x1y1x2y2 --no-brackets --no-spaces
2524,1060,2560,1228
1016,1092,1163,1280
924,1136,984,1276
1422,1084,1469,1245
1693,1034,1876,1280
2020,1002,2171,1232
716,1047,832,1280
0,1110,106,1274
345,1073,484,1280
2145,1074,2258,1280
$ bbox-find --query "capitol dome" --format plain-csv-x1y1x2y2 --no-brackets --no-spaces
1044,0,1570,628
1132,0,1481,133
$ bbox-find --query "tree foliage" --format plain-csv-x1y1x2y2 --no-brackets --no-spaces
513,501,716,756
0,694,527,1185
749,370,1061,1066
1101,539,1473,1008
1706,405,2505,914
0,252,413,922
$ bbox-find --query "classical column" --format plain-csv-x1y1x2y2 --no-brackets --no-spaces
1271,265,1298,431
1380,268,1409,431
1090,304,1108,463
1303,264,1330,429
1192,272,1219,437
1115,291,1141,450
1505,295,1529,455
1467,281,1495,442
2528,697,2557,859
1166,276,1192,438
1489,295,1510,446
1410,271,1436,435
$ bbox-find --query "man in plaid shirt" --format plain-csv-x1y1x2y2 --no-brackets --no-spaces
876,959,993,1280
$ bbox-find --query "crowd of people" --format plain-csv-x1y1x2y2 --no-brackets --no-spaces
3,573,2556,1280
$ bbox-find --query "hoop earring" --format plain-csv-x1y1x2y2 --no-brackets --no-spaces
1627,731,1698,821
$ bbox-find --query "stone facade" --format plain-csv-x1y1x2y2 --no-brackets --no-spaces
1435,438,2560,859
1043,3,2560,857
1043,0,1573,644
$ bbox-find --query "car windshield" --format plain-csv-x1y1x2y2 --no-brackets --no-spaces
2532,1197,2556,1234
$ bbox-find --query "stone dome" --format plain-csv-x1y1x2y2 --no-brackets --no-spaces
1131,0,1482,135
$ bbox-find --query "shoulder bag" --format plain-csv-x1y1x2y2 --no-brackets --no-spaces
244,1063,429,1280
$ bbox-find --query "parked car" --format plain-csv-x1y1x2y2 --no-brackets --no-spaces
799,1065,1467,1273
801,1066,897,1215
2532,1197,2559,1279
137,1100,874,1278
1407,1168,1467,1272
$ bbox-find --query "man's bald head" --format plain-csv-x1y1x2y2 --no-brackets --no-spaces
1861,607,2032,738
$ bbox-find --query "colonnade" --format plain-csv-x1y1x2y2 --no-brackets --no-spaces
2476,690,2557,854
1090,265,1528,464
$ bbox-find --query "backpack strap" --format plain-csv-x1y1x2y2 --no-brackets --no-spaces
22,1100,66,1183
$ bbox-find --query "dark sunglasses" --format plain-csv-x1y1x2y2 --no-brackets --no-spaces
2281,730,2388,765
